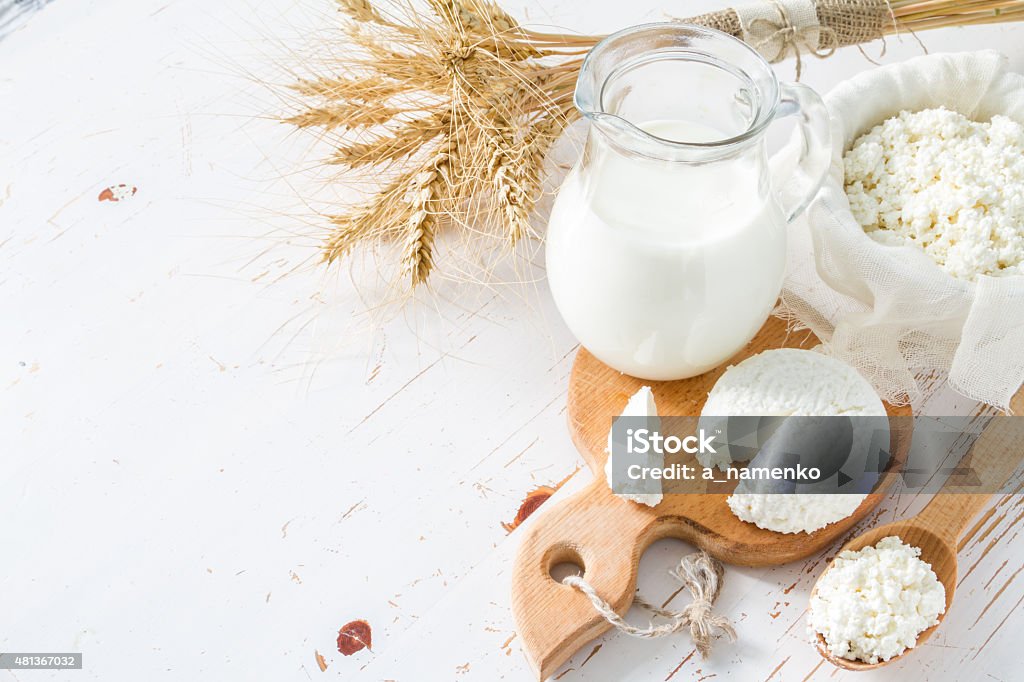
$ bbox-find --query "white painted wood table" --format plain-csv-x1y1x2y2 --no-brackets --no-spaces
1,1,1021,680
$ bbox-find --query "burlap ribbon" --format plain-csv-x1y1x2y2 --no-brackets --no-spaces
688,0,894,78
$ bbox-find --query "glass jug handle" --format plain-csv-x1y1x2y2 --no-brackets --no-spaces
770,82,832,223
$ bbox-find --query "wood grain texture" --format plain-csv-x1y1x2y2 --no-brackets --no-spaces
814,411,1024,670
512,316,913,679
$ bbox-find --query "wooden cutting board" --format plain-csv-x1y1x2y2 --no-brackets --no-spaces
511,316,913,680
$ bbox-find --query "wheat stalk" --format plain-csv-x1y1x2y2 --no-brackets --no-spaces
328,114,449,167
402,142,456,285
287,0,1024,293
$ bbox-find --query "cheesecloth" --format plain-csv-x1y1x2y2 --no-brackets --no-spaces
780,50,1024,411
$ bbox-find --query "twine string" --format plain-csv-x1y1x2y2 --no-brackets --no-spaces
748,0,840,79
690,0,897,79
562,550,737,657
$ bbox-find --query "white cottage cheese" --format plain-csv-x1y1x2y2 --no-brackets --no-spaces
702,349,886,423
809,536,946,664
604,386,663,507
844,107,1024,281
725,494,865,535
700,349,886,533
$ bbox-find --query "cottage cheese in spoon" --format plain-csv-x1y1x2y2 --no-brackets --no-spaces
809,536,946,663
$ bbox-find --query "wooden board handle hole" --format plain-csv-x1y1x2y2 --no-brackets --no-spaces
545,543,586,584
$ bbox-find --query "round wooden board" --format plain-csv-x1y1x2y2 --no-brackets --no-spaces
566,315,913,566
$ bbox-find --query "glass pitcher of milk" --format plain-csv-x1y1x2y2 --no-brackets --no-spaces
546,23,830,380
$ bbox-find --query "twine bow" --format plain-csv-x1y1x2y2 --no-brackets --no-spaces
745,0,840,79
562,550,737,657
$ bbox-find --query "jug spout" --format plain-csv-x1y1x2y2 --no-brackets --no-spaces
579,110,656,157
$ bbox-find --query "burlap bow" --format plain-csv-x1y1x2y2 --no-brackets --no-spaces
738,0,838,78
689,0,894,79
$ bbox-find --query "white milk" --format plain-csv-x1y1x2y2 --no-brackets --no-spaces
546,119,786,380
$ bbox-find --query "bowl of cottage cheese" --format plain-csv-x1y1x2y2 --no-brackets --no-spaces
844,106,1024,281
783,50,1024,410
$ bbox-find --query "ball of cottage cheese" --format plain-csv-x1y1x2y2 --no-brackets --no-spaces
844,107,1024,281
703,348,886,419
700,348,886,534
809,536,946,663
725,494,866,536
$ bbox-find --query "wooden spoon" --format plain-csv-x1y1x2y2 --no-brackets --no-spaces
810,413,1023,670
